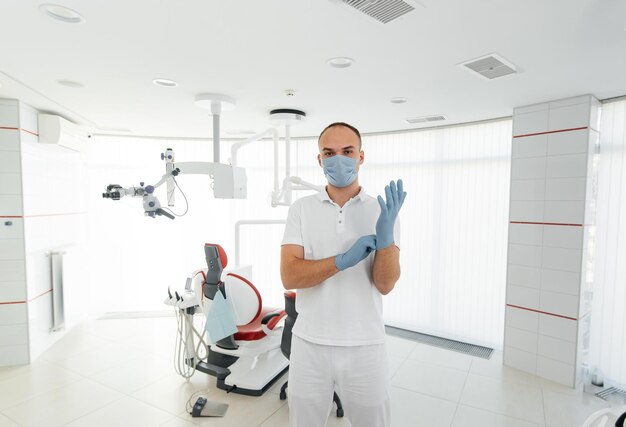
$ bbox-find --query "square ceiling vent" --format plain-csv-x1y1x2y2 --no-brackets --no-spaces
459,53,517,80
330,0,423,24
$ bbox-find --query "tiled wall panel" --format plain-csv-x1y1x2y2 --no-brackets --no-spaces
505,95,599,387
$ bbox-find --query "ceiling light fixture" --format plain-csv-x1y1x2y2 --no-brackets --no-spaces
327,57,355,69
57,80,84,88
194,93,236,113
390,97,408,104
269,109,307,126
39,4,85,24
152,78,178,88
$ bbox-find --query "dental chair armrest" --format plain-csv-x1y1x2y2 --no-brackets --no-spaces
261,310,287,336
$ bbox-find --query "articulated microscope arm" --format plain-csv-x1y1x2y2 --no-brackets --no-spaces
102,183,175,219
102,148,247,219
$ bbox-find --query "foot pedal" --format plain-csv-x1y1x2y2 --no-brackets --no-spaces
191,397,229,417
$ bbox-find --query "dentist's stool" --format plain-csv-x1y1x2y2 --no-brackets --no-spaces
279,291,344,418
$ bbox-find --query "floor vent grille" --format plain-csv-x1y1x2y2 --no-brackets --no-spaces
385,325,494,359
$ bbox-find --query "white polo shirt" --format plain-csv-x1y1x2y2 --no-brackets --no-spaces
281,187,400,346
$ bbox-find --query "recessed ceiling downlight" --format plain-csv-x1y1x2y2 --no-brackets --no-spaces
390,97,408,104
152,78,178,88
57,80,84,88
327,57,355,68
39,4,85,23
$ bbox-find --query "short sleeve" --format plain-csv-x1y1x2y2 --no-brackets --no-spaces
281,201,303,247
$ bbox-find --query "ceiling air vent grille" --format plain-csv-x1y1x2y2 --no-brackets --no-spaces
406,115,446,124
336,0,416,24
460,53,517,80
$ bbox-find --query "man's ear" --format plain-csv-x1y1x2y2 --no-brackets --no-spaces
359,150,364,165
317,153,322,167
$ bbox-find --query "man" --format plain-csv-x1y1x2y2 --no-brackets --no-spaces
281,122,406,427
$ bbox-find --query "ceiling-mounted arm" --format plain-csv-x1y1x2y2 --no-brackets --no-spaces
267,109,323,207
102,149,246,219
194,93,236,164
170,161,246,199
230,128,278,168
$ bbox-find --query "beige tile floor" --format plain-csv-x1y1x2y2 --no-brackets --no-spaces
0,317,612,426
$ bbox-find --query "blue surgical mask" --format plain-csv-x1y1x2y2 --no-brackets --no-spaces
322,155,358,188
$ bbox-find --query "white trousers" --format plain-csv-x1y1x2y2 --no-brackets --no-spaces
288,335,391,427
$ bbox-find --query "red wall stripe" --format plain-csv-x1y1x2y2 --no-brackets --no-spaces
513,126,588,139
0,127,38,136
21,128,39,137
506,304,577,321
29,288,52,302
510,221,583,227
25,212,87,218
0,288,53,305
0,212,87,219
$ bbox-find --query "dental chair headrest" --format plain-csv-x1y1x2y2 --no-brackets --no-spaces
223,273,262,326
204,243,228,268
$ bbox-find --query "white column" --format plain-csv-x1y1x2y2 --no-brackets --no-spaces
0,99,29,365
0,98,89,366
504,94,600,387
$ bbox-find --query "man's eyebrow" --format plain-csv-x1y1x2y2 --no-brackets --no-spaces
321,145,356,152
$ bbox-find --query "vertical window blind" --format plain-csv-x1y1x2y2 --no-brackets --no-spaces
87,120,513,349
590,99,626,387
292,120,513,347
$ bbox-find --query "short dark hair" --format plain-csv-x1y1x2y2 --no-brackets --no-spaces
318,122,362,149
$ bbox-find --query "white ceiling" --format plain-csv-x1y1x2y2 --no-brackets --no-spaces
0,0,625,139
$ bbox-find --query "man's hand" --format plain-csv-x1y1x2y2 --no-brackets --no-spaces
335,235,377,271
376,179,407,249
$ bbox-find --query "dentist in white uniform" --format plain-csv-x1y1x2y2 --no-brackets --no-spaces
281,122,406,427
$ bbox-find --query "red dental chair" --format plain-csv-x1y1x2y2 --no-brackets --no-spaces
192,243,289,396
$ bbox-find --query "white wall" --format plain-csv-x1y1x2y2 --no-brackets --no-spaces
0,99,29,365
0,98,90,365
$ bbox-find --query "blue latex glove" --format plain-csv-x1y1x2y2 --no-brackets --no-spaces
376,179,407,249
335,235,377,271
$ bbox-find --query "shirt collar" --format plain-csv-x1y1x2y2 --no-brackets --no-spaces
316,186,367,204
